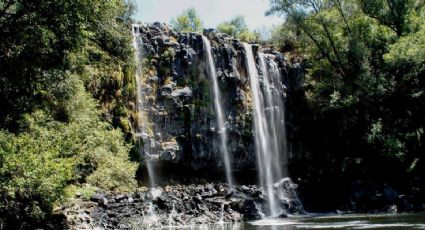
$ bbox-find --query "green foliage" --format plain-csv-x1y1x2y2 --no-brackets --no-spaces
76,185,97,200
170,7,203,33
0,0,138,226
217,23,238,37
0,127,74,223
0,77,137,226
268,0,425,186
270,24,299,51
161,47,176,65
237,30,260,42
87,154,137,191
217,15,246,37
217,15,259,42
358,0,417,36
0,0,135,130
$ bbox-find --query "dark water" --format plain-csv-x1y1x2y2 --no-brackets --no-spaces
163,213,425,229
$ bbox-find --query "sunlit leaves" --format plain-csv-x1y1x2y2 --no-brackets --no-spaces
217,15,259,42
170,7,203,33
0,0,137,225
268,0,425,178
0,78,137,224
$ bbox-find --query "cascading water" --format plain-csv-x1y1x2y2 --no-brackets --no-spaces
259,53,288,178
243,43,289,217
202,36,234,187
132,24,144,136
168,203,175,227
132,24,157,188
260,54,304,214
219,203,225,224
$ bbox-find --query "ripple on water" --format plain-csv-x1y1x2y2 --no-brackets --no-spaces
249,218,299,226
159,214,425,230
352,223,416,229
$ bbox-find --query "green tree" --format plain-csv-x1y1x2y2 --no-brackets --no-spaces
267,0,425,196
217,15,259,42
0,77,137,227
217,15,247,37
170,7,203,33
0,0,138,226
0,0,135,131
358,0,417,36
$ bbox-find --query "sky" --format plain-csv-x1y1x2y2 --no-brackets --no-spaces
133,0,284,34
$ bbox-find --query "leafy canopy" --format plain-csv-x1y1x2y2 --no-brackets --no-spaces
0,0,138,226
267,0,425,183
170,7,203,33
217,15,259,42
0,76,137,225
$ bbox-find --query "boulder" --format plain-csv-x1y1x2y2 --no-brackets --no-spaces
171,87,192,98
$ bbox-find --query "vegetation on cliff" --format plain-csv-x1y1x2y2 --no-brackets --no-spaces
0,0,424,226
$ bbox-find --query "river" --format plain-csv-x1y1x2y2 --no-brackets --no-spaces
161,213,425,229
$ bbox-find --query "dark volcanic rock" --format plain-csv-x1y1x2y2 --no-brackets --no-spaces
132,23,303,172
62,184,302,229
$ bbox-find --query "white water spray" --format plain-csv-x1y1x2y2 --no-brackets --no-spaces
132,24,158,188
202,36,234,187
218,203,225,224
132,24,144,135
168,203,176,227
259,53,288,178
244,43,287,217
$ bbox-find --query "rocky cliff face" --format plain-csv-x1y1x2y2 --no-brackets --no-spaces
132,22,302,172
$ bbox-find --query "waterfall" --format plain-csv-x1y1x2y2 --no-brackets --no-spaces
202,36,234,187
168,203,175,227
259,53,288,178
132,24,157,188
243,43,289,217
218,203,225,224
132,24,144,135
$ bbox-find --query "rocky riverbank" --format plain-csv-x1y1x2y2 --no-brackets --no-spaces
61,181,304,229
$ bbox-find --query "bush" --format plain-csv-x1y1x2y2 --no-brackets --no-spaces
0,129,74,225
0,77,137,226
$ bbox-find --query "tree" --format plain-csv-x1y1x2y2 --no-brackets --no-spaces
217,15,247,37
0,77,137,227
170,7,203,33
0,0,135,131
0,0,138,226
267,0,425,203
358,0,417,36
217,15,259,42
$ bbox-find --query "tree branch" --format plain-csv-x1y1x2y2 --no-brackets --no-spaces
332,0,352,34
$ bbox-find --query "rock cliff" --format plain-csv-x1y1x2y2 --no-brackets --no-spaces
132,22,302,173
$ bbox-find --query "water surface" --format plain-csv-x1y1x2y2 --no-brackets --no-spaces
163,213,425,230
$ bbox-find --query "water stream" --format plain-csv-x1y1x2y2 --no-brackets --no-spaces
159,213,425,230
132,24,145,136
168,203,175,227
202,36,234,187
259,53,287,178
219,203,225,224
132,24,157,188
244,43,296,217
